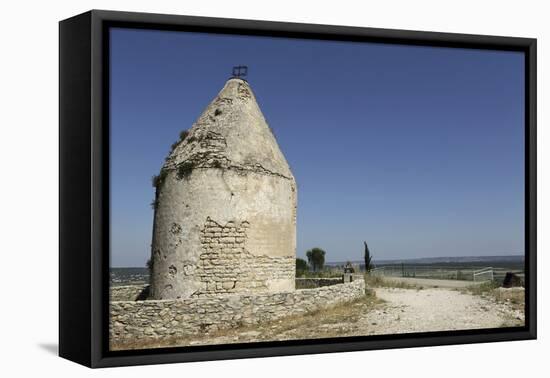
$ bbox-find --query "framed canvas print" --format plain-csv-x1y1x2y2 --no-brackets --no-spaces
59,10,536,368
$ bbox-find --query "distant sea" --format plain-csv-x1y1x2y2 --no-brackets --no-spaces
110,267,149,286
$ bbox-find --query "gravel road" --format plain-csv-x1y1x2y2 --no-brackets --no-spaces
363,287,524,335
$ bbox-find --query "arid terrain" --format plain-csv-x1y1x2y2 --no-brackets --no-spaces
111,278,524,350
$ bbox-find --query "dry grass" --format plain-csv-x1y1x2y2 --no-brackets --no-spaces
364,275,424,290
463,281,525,316
493,287,525,304
465,280,500,296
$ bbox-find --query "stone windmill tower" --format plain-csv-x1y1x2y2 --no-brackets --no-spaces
149,71,297,300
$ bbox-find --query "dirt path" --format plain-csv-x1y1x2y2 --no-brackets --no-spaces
363,288,524,335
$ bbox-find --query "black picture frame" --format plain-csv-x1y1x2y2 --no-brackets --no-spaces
59,9,537,368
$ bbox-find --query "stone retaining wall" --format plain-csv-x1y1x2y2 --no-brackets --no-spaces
295,277,343,289
110,280,365,344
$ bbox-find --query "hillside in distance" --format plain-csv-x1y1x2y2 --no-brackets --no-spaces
327,255,524,266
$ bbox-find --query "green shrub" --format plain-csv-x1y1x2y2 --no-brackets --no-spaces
151,170,168,189
170,141,180,152
176,161,195,179
146,258,153,275
179,130,189,141
363,241,374,273
296,258,308,276
306,248,326,272
167,130,191,156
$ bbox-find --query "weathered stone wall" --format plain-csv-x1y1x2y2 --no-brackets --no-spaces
295,277,343,289
196,218,294,296
110,280,365,344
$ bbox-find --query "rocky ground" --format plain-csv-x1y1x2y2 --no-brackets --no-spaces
114,285,524,350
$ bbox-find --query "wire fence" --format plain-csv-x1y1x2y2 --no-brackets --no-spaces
370,265,524,282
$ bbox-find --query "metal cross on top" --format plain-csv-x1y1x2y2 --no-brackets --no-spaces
232,65,248,79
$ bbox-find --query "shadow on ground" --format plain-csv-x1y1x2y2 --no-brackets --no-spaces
38,343,58,355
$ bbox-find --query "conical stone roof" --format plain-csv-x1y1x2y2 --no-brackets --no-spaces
163,78,293,180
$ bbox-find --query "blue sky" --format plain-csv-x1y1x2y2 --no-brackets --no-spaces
110,28,525,267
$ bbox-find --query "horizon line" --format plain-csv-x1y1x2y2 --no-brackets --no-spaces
111,253,524,269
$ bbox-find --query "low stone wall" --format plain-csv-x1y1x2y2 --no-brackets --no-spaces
110,285,149,301
295,277,343,289
110,280,365,344
111,277,344,301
